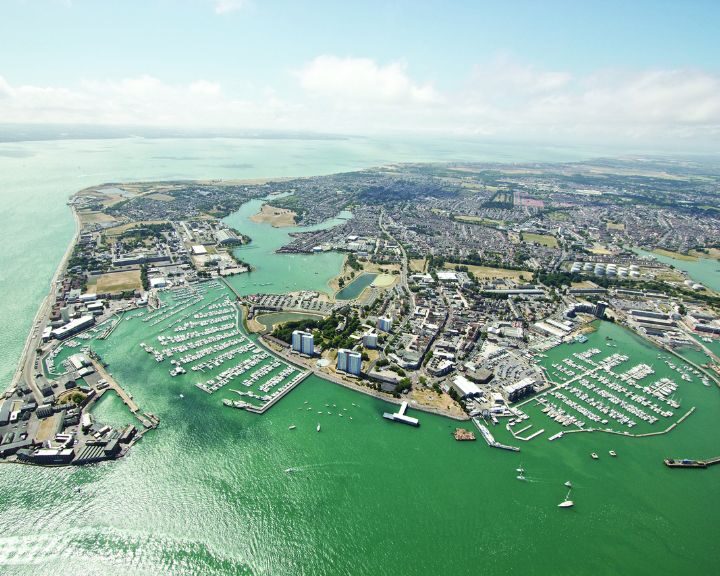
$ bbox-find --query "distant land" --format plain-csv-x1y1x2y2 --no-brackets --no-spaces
0,123,349,143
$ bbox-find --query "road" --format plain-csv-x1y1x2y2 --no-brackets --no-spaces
13,207,81,404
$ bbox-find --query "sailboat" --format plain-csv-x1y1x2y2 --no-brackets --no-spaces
558,489,574,508
316,423,321,432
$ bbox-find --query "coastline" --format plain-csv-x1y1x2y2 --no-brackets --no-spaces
10,202,80,392
256,333,469,421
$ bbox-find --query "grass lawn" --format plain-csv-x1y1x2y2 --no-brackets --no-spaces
653,248,698,261
78,211,119,225
548,211,570,222
521,232,558,248
372,274,396,288
103,220,167,237
589,244,612,255
409,258,427,273
455,215,506,227
443,263,530,283
93,270,142,293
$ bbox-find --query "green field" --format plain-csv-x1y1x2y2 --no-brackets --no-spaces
521,232,558,247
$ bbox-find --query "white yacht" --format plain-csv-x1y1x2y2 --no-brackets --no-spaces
558,489,574,508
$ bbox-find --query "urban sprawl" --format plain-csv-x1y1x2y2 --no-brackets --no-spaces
3,158,720,466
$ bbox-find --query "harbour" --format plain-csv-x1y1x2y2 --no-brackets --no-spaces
0,138,719,576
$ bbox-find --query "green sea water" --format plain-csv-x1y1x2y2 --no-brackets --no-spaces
0,138,719,575
634,247,720,291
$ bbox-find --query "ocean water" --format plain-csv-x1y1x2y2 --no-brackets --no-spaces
0,137,719,576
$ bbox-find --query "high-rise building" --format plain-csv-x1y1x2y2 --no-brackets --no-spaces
301,332,314,355
377,316,393,332
337,348,362,375
363,333,378,349
292,330,314,355
595,301,608,319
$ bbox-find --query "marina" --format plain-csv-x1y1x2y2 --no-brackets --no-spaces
509,322,714,443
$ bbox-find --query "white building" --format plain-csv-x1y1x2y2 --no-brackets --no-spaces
377,316,393,332
451,375,482,399
291,330,314,355
150,277,168,289
337,349,362,375
362,333,378,349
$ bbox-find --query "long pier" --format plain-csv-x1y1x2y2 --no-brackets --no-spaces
89,358,158,429
241,370,312,414
472,418,520,452
664,456,720,469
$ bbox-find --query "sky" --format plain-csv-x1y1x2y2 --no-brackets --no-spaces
0,0,719,150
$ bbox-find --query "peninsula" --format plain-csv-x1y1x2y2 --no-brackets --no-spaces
3,158,720,467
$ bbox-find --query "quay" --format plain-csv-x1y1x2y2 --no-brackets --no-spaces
89,357,159,430
472,418,520,452
383,401,420,426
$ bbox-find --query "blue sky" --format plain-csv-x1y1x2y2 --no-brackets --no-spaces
0,0,718,149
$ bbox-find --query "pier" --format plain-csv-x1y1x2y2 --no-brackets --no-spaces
241,370,312,414
89,358,159,429
664,456,720,469
472,418,520,451
383,401,420,426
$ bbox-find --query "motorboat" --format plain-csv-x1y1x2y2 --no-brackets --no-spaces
609,450,617,457
591,453,599,459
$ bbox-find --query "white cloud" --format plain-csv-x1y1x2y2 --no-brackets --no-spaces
0,57,718,150
297,56,439,105
213,0,246,15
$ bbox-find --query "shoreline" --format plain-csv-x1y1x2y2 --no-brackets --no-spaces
255,333,469,421
10,203,80,392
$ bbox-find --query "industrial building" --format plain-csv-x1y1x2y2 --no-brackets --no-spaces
51,315,95,340
451,375,483,399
